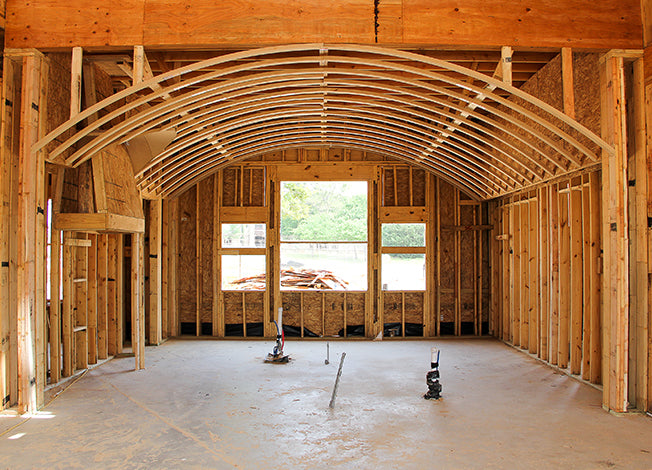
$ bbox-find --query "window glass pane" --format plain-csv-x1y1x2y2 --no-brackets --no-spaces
280,181,367,242
222,223,266,248
221,255,266,290
382,223,426,247
382,253,426,290
280,243,367,290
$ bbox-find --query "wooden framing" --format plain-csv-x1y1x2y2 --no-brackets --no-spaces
600,54,630,413
31,45,609,201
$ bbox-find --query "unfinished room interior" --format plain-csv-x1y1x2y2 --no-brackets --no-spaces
1,0,652,468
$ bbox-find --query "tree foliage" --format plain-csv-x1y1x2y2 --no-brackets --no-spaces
280,182,367,241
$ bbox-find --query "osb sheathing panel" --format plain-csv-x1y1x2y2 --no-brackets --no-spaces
281,292,301,327
395,168,411,206
46,53,74,160
222,167,238,207
60,167,80,213
223,291,243,325
177,186,197,323
77,161,95,213
323,292,344,336
346,292,365,325
461,293,475,322
441,293,455,323
383,292,402,323
504,52,601,175
244,291,264,323
383,169,395,206
460,205,475,290
102,144,144,218
439,182,455,290
197,178,213,323
412,169,426,206
248,168,265,207
303,292,323,336
404,292,423,324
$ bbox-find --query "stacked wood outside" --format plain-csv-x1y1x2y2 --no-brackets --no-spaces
229,268,349,290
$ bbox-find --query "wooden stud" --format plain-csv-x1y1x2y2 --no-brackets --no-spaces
512,198,520,346
131,233,145,370
581,177,592,380
16,51,48,412
569,186,583,374
70,47,83,118
632,58,649,410
195,190,201,336
528,198,538,354
49,224,62,384
212,173,222,336
558,183,570,369
161,199,169,339
148,199,162,345
538,186,549,362
87,234,98,365
549,185,560,365
454,188,461,336
97,234,108,360
116,235,124,355
520,199,529,350
107,234,118,356
168,200,179,337
561,48,576,119
436,178,442,336
502,203,510,342
600,55,629,412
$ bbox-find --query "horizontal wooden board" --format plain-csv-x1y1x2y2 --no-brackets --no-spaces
397,0,642,49
54,213,145,233
5,0,641,49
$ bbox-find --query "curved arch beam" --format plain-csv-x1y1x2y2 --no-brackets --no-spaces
33,44,612,200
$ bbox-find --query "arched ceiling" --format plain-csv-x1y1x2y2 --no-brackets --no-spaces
35,44,612,200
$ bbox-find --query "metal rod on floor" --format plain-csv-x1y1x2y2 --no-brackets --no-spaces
329,352,346,409
325,342,330,364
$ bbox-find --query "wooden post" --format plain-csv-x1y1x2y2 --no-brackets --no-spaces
512,199,521,346
148,199,162,345
107,234,118,355
212,174,223,337
569,186,583,375
0,55,18,409
632,58,649,410
168,199,179,337
87,234,98,365
549,185,560,365
520,200,529,350
161,199,169,339
97,234,108,360
600,54,630,413
131,233,145,370
561,48,576,119
581,177,592,380
538,186,549,362
116,235,124,354
528,197,538,355
558,184,570,369
15,50,48,413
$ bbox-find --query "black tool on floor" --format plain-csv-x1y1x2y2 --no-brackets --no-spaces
424,347,442,400
265,307,290,364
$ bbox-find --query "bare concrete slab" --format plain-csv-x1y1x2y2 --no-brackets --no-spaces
0,338,650,469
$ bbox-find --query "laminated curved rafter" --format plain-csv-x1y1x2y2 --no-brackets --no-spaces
34,44,613,200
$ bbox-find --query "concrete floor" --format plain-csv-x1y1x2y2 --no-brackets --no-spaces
0,338,651,469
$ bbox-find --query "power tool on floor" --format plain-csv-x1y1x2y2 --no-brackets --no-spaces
265,307,290,364
424,347,442,399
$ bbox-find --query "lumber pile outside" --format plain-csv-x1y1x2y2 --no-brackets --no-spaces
230,268,349,290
